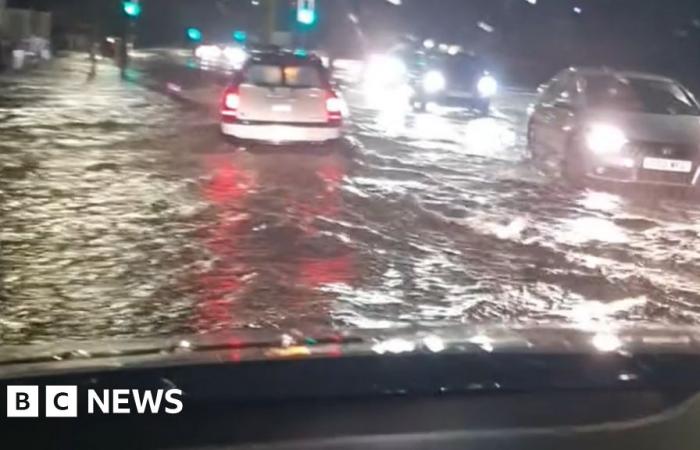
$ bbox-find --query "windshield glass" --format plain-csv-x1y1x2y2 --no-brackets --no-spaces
242,63,324,88
585,76,700,115
427,54,484,80
243,64,284,86
3,0,700,368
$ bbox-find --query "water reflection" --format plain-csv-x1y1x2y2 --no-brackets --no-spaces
592,333,622,352
557,217,628,245
189,148,356,334
4,59,700,345
194,154,254,332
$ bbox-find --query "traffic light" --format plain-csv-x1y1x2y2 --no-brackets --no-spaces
233,30,247,43
187,27,203,42
297,0,316,26
122,1,142,18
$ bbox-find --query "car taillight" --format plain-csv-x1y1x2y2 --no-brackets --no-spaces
326,91,344,124
221,85,240,123
224,93,240,110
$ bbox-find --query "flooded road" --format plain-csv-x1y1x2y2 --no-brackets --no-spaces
2,53,700,346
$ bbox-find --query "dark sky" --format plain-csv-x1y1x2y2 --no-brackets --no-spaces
9,0,700,86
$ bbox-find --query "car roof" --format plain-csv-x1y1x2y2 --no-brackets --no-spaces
565,67,676,83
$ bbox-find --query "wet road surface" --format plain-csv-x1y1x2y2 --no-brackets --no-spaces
2,52,700,345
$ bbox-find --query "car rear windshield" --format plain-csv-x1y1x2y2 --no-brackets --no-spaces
584,76,700,116
242,63,325,88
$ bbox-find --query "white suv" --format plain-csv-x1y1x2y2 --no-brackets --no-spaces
220,52,346,143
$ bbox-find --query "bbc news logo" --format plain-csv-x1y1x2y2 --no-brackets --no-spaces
5,386,183,418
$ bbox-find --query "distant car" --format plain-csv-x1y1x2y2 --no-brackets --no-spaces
409,53,498,115
195,43,248,71
220,51,346,143
528,68,700,186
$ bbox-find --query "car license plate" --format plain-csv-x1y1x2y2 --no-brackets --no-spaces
272,104,292,113
642,157,693,173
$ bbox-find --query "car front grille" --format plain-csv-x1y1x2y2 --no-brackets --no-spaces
624,142,696,160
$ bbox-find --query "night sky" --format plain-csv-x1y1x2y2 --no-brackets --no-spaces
7,0,700,87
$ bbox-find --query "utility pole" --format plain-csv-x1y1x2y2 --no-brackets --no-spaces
266,0,277,44
120,1,141,77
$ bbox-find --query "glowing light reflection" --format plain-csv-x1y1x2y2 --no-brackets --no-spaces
372,338,416,355
469,334,494,352
557,217,628,245
592,333,622,352
462,118,515,155
423,335,446,352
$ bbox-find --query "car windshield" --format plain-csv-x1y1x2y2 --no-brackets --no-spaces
585,76,700,115
430,54,484,79
4,0,700,374
242,62,324,88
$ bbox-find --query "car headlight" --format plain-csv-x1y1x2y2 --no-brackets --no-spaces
477,75,498,97
586,124,628,155
423,70,446,94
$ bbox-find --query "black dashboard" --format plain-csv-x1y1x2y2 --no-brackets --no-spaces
1,349,700,450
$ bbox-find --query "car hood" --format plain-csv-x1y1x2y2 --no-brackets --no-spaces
2,324,700,379
584,110,700,146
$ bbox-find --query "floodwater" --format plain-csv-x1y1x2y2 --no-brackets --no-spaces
2,54,700,346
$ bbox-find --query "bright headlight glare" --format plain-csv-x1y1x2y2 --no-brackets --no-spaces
224,47,247,67
477,75,498,97
586,124,628,155
196,45,221,60
365,55,406,85
423,70,446,93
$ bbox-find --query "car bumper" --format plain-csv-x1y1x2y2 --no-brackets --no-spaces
221,122,341,143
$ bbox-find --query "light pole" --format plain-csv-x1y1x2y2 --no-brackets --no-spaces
266,0,277,44
120,0,141,77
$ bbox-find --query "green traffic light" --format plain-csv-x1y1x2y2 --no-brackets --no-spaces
122,1,141,17
233,30,247,43
297,9,316,25
187,28,203,42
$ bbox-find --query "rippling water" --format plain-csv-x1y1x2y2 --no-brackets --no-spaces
2,55,700,346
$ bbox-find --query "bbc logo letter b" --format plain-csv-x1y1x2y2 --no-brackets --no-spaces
7,386,39,417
